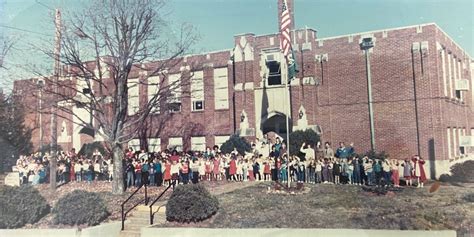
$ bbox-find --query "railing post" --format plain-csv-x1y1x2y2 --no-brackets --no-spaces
121,204,124,230
145,184,148,205
150,205,153,225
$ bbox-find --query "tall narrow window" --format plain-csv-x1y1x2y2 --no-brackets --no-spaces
264,53,282,86
458,61,463,101
460,128,466,155
148,76,160,114
167,74,181,112
453,128,458,157
128,78,139,115
447,128,452,159
447,53,453,98
452,56,457,98
267,61,281,85
214,68,229,110
441,49,447,96
191,71,204,111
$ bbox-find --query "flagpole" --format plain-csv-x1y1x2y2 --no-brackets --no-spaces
285,57,291,188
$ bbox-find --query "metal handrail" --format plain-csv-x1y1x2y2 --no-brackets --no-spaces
149,180,176,225
121,183,148,230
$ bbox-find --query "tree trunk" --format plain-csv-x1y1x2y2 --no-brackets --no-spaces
112,142,125,195
50,154,56,191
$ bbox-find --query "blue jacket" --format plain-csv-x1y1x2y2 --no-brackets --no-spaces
335,147,349,158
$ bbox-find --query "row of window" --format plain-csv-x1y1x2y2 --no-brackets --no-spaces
439,48,472,103
127,68,230,115
127,135,230,153
446,127,472,158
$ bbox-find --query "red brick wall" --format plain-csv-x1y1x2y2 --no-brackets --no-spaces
15,23,473,163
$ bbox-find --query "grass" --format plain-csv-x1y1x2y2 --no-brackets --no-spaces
159,182,474,236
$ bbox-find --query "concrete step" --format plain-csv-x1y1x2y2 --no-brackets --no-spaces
127,216,149,223
136,204,166,213
119,230,141,237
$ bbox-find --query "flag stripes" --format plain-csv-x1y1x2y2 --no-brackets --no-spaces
280,0,292,57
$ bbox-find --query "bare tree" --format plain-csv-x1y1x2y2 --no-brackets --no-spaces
0,38,13,69
33,0,198,194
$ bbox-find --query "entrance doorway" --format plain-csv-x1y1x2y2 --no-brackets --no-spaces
261,113,291,139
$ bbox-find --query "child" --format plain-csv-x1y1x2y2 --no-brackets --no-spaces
315,159,322,184
327,159,334,183
333,159,341,185
213,157,220,181
280,157,288,182
181,161,189,184
229,157,237,181
263,161,271,181
352,158,361,185
74,161,82,182
253,159,261,181
391,159,400,187
401,158,413,187
198,159,206,182
163,160,172,186
236,159,243,181
170,160,180,187
364,159,373,186
205,158,212,181
373,160,383,187
247,159,255,181
412,156,426,188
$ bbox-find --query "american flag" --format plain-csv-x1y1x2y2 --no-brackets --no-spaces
280,0,292,57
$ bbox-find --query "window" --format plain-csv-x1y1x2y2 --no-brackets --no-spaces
168,137,183,152
214,135,230,148
214,68,229,110
453,128,458,157
192,101,204,111
453,57,458,100
458,61,463,101
447,53,453,98
148,76,160,114
441,49,447,97
191,71,204,111
455,90,461,100
167,74,181,112
460,128,466,155
128,139,140,152
447,128,451,159
127,78,139,115
191,136,206,152
148,138,161,152
266,56,282,86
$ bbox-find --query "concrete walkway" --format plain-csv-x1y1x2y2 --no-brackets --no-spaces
141,228,457,237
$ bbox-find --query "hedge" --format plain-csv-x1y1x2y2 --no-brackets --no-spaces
0,185,50,228
53,190,110,226
166,184,219,223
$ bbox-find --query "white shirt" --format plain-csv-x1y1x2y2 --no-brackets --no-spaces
300,147,315,160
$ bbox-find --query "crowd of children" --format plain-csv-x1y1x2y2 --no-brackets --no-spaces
14,148,113,186
120,138,428,189
14,137,427,189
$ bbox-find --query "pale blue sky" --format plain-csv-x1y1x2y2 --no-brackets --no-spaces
0,0,473,88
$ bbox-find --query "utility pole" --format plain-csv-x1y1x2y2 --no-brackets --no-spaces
360,37,375,151
37,79,44,154
50,8,61,191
